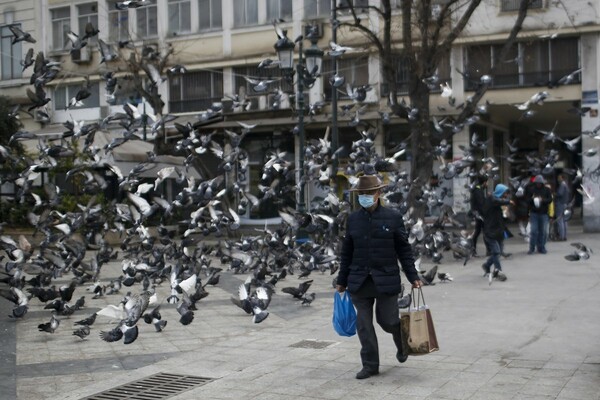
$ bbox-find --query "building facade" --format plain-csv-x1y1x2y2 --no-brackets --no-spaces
1,0,599,230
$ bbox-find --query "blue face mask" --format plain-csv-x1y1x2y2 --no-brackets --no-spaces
358,194,376,208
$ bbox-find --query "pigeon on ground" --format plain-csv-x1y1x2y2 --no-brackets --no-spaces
281,280,313,300
301,292,316,306
38,315,60,333
565,242,593,261
73,325,90,340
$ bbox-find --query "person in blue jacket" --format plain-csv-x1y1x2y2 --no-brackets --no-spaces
336,175,422,380
481,183,513,282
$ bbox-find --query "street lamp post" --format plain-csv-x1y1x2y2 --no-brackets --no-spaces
331,0,339,184
274,28,323,214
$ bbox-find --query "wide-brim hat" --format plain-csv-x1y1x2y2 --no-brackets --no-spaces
349,175,386,191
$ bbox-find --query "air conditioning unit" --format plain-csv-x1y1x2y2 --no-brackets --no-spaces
71,46,91,64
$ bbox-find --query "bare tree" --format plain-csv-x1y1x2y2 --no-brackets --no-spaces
339,0,533,218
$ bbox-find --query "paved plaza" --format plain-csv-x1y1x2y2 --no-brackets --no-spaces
2,222,600,400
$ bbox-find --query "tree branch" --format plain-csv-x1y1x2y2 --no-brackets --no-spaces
456,0,531,122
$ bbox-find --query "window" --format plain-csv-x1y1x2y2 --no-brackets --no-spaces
54,83,100,110
305,0,331,18
1,25,21,80
51,7,71,50
522,40,549,85
168,0,191,36
500,0,543,12
78,3,98,45
233,0,258,27
169,70,223,113
465,38,579,89
550,37,579,83
108,6,129,43
492,43,518,87
337,0,369,11
465,45,492,88
267,0,292,21
137,0,158,38
392,53,451,94
199,0,222,31
324,55,369,100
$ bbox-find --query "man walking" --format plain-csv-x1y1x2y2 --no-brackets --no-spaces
336,175,422,379
527,175,553,254
554,173,570,241
481,184,512,283
469,175,487,256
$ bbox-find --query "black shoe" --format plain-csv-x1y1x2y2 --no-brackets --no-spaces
501,252,512,258
481,263,490,276
356,368,379,379
397,351,408,363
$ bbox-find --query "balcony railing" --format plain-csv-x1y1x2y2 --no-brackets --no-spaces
464,69,581,90
169,97,223,113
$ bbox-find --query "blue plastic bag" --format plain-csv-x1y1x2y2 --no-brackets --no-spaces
332,291,357,337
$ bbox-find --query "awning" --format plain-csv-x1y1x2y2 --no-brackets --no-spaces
170,111,383,131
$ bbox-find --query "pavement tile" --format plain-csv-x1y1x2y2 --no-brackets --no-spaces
527,375,570,387
533,368,576,378
481,373,529,393
391,384,438,397
556,386,600,399
577,362,600,373
517,383,565,397
510,395,556,400
543,361,580,371
430,386,478,399
468,391,516,400
508,359,547,369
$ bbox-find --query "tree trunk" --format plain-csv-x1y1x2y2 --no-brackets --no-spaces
407,81,433,221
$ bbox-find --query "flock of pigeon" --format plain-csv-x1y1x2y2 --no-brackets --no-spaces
0,3,596,345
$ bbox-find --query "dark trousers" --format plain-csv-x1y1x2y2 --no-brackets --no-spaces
350,293,403,371
529,212,549,252
483,237,503,272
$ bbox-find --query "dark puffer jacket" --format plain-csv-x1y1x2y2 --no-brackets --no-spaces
337,203,419,295
482,195,511,241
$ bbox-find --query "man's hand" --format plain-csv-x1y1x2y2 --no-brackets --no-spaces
412,280,423,289
336,285,346,293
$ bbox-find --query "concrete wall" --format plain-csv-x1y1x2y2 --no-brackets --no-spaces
464,0,599,39
580,33,600,232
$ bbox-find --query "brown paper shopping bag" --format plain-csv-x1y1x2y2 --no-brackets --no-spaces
400,288,439,355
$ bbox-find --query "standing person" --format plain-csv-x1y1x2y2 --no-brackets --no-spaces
527,175,553,254
554,173,570,241
469,175,487,256
336,175,422,380
481,184,512,282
